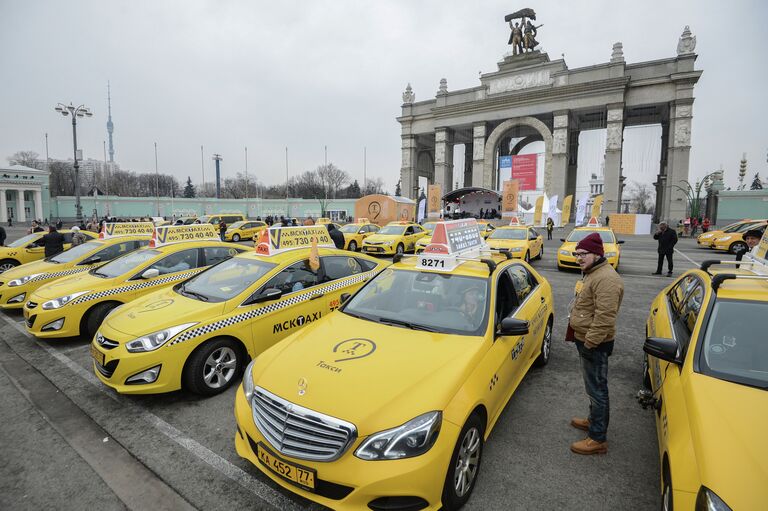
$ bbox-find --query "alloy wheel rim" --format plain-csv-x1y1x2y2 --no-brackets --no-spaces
454,426,480,497
542,322,552,360
203,347,237,388
397,245,404,255
0,263,14,272
350,242,356,251
662,483,671,511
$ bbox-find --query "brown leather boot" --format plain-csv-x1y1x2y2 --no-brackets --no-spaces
570,437,608,455
570,417,590,431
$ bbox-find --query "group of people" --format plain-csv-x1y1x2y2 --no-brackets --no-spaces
676,216,710,237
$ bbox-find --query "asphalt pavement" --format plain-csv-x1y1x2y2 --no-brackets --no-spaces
0,229,727,510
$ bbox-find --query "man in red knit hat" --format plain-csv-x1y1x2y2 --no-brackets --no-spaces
567,232,624,455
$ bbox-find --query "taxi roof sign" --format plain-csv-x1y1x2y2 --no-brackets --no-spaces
415,219,487,272
99,222,155,239
149,224,220,248
586,217,602,228
508,216,522,226
255,226,335,256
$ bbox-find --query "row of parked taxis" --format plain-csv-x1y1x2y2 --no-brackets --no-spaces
696,218,768,254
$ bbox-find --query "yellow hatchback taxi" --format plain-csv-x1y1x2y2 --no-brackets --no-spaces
486,225,543,263
710,220,767,254
639,250,768,511
557,218,623,270
0,223,154,309
362,221,427,256
25,225,245,339
224,220,267,242
339,220,380,252
696,219,753,248
0,229,97,273
90,226,388,395
235,219,554,510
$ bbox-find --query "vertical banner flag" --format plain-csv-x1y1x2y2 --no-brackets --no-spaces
427,184,442,217
548,195,559,224
498,156,512,188
575,195,588,226
591,195,604,219
533,195,544,226
511,154,537,190
502,180,519,213
561,195,573,227
417,197,426,223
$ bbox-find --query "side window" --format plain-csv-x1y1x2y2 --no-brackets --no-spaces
507,265,535,303
405,226,414,235
369,225,380,233
672,281,705,350
203,246,239,266
528,229,537,239
356,258,378,272
321,256,364,281
264,259,319,295
62,232,74,243
147,249,200,275
667,275,697,315
495,271,518,324
92,241,135,263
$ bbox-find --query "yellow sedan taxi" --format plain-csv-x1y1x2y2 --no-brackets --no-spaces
234,219,554,510
486,225,543,263
339,221,381,252
224,220,267,242
639,250,768,511
0,223,154,309
90,226,388,396
362,221,428,256
0,229,97,273
25,225,245,339
556,219,623,270
696,219,753,248
710,220,767,254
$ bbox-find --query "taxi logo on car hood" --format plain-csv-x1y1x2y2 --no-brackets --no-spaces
297,377,308,396
332,338,376,363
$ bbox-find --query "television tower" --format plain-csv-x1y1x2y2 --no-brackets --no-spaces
106,81,115,162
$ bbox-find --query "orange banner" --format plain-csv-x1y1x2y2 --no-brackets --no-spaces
502,180,519,212
427,184,442,215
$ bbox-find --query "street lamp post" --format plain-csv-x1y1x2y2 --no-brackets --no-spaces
55,102,93,224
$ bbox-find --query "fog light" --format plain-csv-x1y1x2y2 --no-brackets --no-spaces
125,365,161,385
41,318,64,331
8,293,26,304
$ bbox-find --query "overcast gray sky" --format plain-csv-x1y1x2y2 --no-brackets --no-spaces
1,0,766,193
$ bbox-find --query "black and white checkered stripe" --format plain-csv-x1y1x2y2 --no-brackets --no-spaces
166,269,377,347
71,269,203,305
30,266,91,283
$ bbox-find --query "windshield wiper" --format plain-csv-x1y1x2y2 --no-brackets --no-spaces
178,284,208,302
377,317,437,332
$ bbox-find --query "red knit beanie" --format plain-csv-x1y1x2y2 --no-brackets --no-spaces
575,232,604,256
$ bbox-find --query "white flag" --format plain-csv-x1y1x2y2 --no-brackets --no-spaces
575,195,588,226
548,195,558,223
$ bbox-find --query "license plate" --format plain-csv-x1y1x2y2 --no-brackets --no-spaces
90,344,105,366
256,442,316,490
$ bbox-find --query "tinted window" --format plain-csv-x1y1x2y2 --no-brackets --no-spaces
91,241,140,264
8,233,40,248
378,226,405,235
489,229,527,240
182,257,275,302
264,259,319,294
529,229,539,239
49,241,103,263
61,232,74,243
147,249,200,275
97,249,161,278
669,278,704,350
204,246,241,266
356,258,378,272
405,226,415,235
567,230,615,243
322,256,364,281
507,265,535,303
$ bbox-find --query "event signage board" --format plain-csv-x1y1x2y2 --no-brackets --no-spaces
502,180,519,213
561,195,573,227
511,154,537,190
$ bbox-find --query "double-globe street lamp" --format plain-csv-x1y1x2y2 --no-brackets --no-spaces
54,102,93,224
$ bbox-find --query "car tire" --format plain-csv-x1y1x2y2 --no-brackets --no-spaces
729,241,747,255
183,338,244,396
0,259,19,273
85,302,120,338
441,412,485,511
661,460,673,511
535,317,553,367
233,234,240,242
348,241,357,252
524,251,530,263
537,246,543,260
396,244,404,256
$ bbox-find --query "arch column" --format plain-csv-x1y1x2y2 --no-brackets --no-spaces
434,128,454,193
16,190,26,222
471,122,487,188
0,189,6,223
34,189,43,222
604,103,625,213
550,110,570,201
400,135,418,199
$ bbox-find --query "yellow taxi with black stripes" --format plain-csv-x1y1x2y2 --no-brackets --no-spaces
485,218,543,263
224,220,267,242
234,219,554,510
696,219,755,248
0,229,97,273
25,224,246,339
0,223,154,310
556,217,623,270
638,238,768,511
362,221,428,256
339,218,380,252
90,226,388,396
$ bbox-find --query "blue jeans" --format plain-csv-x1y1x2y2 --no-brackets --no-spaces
576,341,612,442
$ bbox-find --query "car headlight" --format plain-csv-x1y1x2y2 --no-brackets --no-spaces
383,240,393,245
605,252,617,257
243,358,256,401
559,249,570,255
125,322,197,353
509,247,523,252
695,487,732,511
8,273,43,287
42,291,92,310
355,411,441,460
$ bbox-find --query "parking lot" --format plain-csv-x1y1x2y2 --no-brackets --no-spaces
0,231,719,510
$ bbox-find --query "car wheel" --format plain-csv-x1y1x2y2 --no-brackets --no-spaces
396,244,404,256
537,246,544,260
183,338,243,396
535,318,553,367
661,461,673,511
0,259,19,273
85,302,119,338
442,412,484,510
233,234,240,242
524,251,530,263
729,241,747,255
348,241,357,252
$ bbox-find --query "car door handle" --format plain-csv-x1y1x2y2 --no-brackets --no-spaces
652,308,658,315
310,293,324,300
541,297,546,303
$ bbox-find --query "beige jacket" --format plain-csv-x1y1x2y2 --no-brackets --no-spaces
569,259,624,348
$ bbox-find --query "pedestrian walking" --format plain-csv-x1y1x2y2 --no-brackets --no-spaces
546,217,554,240
218,220,227,241
702,217,710,233
70,226,87,247
653,221,678,276
56,218,63,229
566,233,623,455
326,223,345,249
39,226,65,258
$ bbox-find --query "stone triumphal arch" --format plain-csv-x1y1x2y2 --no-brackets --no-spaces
398,27,702,221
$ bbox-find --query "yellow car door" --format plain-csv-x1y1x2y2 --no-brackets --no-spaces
528,228,542,258
506,264,546,364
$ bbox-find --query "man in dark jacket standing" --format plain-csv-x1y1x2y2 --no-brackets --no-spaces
40,226,65,258
326,223,345,249
653,221,678,276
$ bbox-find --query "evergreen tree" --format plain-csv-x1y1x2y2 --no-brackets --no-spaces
344,180,361,198
183,176,196,198
395,179,402,196
751,173,764,190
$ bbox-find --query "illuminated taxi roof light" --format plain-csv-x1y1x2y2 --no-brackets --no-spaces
255,226,336,256
99,222,155,239
149,224,220,248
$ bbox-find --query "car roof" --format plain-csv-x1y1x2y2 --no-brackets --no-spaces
235,247,382,265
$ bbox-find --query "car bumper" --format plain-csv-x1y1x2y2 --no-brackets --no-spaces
361,245,395,255
91,340,187,394
697,238,714,247
234,386,457,511
24,305,83,338
711,242,731,251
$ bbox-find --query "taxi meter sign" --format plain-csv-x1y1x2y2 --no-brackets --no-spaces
586,217,602,228
509,216,522,226
255,226,335,256
99,222,155,239
418,219,484,272
150,224,219,247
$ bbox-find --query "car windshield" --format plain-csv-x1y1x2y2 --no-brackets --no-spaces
567,230,615,243
378,226,406,235
93,249,161,278
343,267,489,335
422,222,438,232
229,221,246,229
198,215,212,223
48,241,101,263
699,299,768,389
735,222,765,233
178,257,275,302
489,229,527,240
340,224,361,233
723,222,749,233
7,233,40,248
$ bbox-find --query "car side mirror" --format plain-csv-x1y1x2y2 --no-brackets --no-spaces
617,240,625,244
560,238,566,242
498,317,529,336
80,256,101,265
643,337,682,365
250,288,282,304
141,268,160,279
340,292,351,304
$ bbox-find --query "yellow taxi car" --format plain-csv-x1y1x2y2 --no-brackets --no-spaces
224,220,267,242
25,225,246,339
198,213,247,225
639,252,768,511
696,219,754,248
90,226,388,396
413,221,441,254
362,221,428,256
476,220,496,239
486,225,544,263
234,219,554,510
0,229,97,273
556,218,623,271
710,220,767,254
0,224,154,309
339,220,380,252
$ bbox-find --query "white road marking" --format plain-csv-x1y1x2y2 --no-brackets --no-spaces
674,248,700,267
0,313,299,510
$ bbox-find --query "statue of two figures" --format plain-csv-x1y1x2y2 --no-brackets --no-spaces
506,8,542,55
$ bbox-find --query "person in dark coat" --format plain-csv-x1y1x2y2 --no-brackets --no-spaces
31,221,44,233
55,218,63,229
0,225,6,246
326,223,345,249
653,221,678,276
218,220,227,241
40,226,65,258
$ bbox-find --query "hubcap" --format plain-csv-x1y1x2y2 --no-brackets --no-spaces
397,245,403,255
0,263,15,272
662,483,671,511
350,242,356,251
202,346,237,389
453,426,480,497
542,322,552,360
234,234,240,241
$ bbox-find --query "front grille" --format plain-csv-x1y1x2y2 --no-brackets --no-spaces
94,359,119,378
26,315,36,328
26,301,38,309
95,332,119,350
252,387,356,462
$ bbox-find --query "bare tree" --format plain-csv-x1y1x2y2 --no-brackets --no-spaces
362,177,385,195
627,181,655,214
7,150,40,167
316,163,350,199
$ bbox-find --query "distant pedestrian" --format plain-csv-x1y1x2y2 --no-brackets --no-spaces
653,221,678,276
56,218,63,229
218,220,227,241
326,223,345,249
39,226,65,258
546,217,554,240
676,220,684,237
0,225,5,246
8,217,12,227
702,217,710,233
70,226,87,247
605,215,610,226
